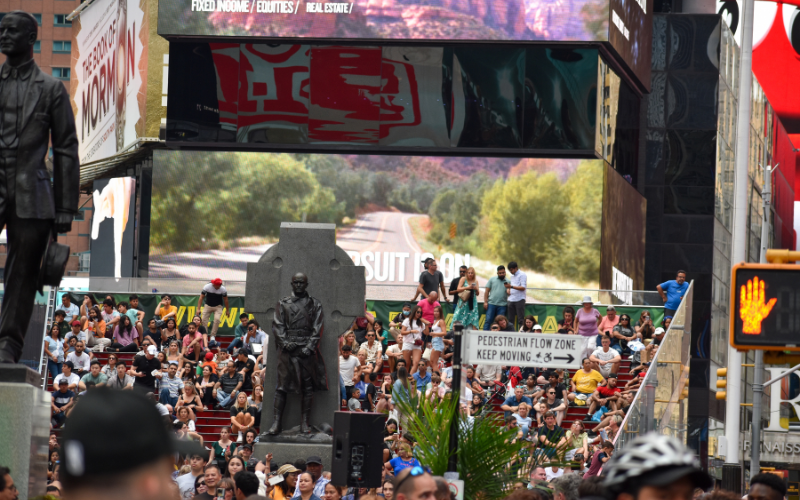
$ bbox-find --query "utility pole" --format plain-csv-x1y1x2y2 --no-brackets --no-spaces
725,0,754,474
750,164,773,477
448,321,463,473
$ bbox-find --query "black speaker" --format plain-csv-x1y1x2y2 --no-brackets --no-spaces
331,411,386,488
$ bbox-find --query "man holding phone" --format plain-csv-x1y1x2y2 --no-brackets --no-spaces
193,464,223,500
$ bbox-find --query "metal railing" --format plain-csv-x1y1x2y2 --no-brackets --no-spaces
614,281,693,449
61,277,664,305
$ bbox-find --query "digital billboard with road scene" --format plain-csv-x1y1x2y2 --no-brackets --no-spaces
149,150,644,296
157,0,652,89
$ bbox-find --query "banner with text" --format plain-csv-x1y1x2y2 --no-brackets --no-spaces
64,292,663,339
70,0,147,164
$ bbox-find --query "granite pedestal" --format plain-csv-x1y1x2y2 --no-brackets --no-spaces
0,364,50,500
247,223,365,469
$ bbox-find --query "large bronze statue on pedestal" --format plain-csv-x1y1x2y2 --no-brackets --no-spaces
266,272,328,436
0,12,79,363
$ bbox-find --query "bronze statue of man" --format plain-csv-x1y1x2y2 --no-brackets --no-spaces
267,272,328,435
0,11,79,363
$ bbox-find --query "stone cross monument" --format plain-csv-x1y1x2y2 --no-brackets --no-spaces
246,222,365,466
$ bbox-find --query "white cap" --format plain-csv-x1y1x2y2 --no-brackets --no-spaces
654,327,666,335
581,296,593,304
146,345,158,356
533,324,543,331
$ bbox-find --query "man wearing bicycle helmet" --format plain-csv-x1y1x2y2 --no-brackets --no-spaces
603,434,712,500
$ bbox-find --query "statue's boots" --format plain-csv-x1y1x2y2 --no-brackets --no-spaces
266,391,286,435
300,391,314,434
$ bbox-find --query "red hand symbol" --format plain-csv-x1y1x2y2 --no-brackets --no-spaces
739,276,777,335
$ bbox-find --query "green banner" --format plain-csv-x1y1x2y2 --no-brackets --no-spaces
63,292,663,336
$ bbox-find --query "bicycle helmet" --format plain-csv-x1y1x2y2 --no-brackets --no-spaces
603,434,712,494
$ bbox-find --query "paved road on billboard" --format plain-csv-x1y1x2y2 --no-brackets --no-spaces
149,211,423,283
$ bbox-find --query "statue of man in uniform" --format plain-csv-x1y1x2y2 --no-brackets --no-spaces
267,272,328,435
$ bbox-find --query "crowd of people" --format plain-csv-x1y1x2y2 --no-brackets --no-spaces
35,265,694,499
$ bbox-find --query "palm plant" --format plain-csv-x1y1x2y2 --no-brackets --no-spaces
393,391,573,500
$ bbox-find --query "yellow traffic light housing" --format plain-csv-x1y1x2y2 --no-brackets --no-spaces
716,368,727,400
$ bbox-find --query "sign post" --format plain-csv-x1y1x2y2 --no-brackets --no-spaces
730,247,800,481
463,330,582,370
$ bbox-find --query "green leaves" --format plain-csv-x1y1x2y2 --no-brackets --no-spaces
392,392,573,500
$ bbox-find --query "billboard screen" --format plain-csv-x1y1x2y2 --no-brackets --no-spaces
149,150,614,291
166,43,602,153
89,178,137,279
70,0,149,164
157,0,652,89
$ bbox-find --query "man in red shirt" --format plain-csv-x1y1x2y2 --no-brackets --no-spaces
585,374,621,418
416,291,440,324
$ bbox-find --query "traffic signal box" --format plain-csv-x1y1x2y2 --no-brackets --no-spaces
730,253,800,352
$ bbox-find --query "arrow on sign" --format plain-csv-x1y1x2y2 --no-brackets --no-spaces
554,354,574,364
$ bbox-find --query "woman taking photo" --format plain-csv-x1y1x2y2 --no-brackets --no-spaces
230,391,257,443
558,306,576,334
452,267,480,329
296,472,323,500
428,306,446,374
196,365,219,409
209,427,237,472
270,464,300,500
107,315,140,352
44,324,64,380
400,305,427,375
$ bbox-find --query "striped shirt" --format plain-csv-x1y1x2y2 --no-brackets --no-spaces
161,374,184,398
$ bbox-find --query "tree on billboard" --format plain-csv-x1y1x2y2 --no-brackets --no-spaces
542,160,602,283
482,171,566,270
151,153,339,253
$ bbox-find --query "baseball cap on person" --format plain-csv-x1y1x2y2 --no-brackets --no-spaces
61,388,205,481
58,378,68,385
277,464,300,476
533,324,543,331
71,320,81,326
654,327,666,335
146,345,158,356
306,455,323,465
205,352,214,361
211,278,223,286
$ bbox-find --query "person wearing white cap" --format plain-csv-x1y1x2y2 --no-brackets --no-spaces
574,296,602,360
130,344,162,391
533,324,543,332
642,327,667,365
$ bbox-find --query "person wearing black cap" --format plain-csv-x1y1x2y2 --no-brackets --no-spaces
235,347,255,392
60,387,206,500
130,345,161,391
51,378,75,428
602,434,712,500
290,456,328,499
